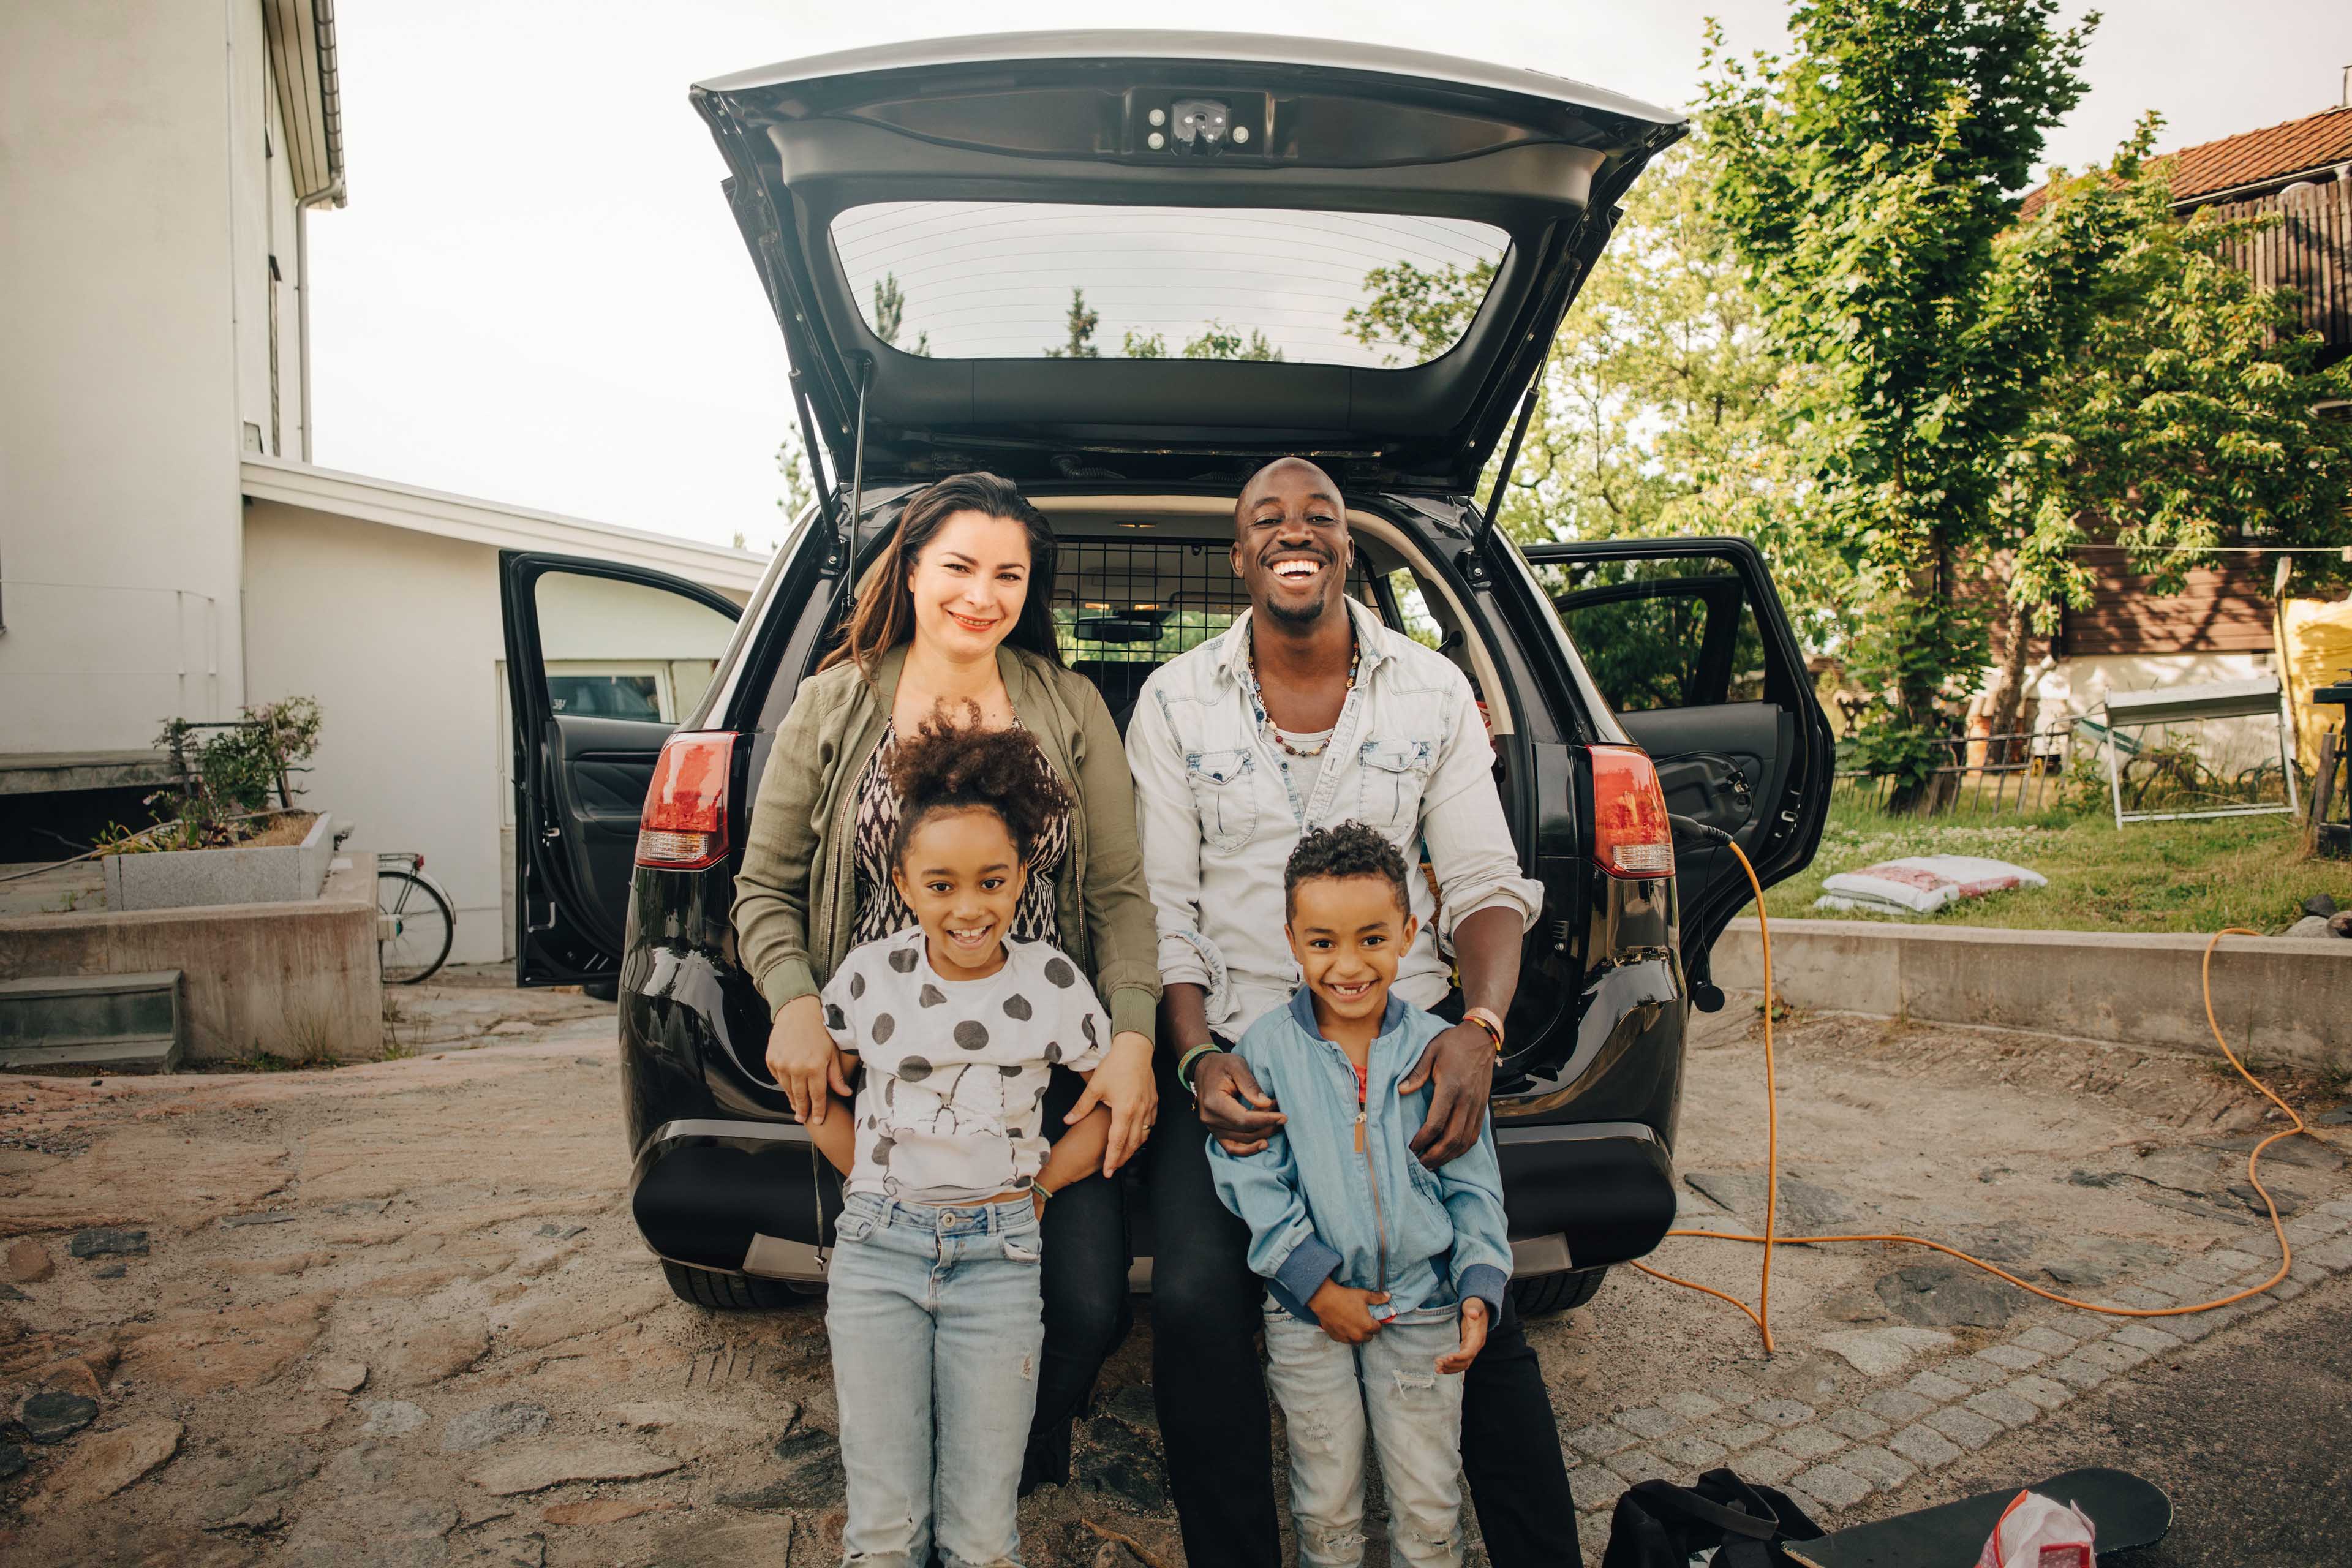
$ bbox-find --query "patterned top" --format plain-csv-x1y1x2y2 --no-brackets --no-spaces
821,929,1109,1202
850,719,1069,948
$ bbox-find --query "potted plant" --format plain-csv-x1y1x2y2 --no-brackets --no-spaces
99,697,338,910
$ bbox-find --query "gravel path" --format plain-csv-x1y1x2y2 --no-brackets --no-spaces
2,986,2340,1566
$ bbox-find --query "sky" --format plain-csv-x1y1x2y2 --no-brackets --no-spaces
308,1,2352,551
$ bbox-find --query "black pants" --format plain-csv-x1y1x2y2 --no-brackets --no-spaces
1021,1065,1133,1490
1145,1052,1581,1568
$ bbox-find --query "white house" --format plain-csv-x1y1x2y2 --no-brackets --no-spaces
2,1,764,963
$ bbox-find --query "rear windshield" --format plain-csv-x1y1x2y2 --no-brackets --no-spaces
831,201,1509,368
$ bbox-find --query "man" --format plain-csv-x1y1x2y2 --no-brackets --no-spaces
1126,457,1582,1567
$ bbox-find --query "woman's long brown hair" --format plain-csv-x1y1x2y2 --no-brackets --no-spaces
819,472,1064,676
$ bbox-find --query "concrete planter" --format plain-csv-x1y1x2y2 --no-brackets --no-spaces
1713,917,2351,1068
1,853,382,1065
102,813,335,911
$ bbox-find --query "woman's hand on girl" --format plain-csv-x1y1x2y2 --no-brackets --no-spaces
767,994,856,1124
1065,1030,1157,1175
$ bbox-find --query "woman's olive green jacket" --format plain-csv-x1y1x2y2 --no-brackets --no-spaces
729,643,1161,1042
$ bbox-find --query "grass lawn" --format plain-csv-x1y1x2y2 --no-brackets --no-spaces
1763,801,2352,935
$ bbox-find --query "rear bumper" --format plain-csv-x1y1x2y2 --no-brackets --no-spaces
1494,1120,1678,1273
628,1115,1678,1287
629,1117,837,1282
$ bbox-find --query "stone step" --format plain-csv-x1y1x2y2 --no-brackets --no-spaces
0,971,183,1073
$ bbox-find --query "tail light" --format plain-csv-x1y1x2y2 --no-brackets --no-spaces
636,731,736,870
1590,745,1675,879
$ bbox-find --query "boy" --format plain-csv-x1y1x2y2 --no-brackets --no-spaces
1208,821,1513,1568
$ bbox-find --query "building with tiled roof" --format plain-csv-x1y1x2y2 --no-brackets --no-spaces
2021,93,2350,366
2160,102,2352,206
2022,100,2352,214
2000,89,2352,777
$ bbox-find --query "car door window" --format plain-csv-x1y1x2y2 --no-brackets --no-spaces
532,571,734,721
1534,556,1769,714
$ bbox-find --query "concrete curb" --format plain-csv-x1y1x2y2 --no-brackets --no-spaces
1711,919,2349,1068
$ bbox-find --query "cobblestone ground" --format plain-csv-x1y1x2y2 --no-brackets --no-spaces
1,990,2343,1566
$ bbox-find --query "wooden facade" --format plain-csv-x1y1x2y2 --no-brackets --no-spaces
2203,179,2352,362
2056,546,2278,658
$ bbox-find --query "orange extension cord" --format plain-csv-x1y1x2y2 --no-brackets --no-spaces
1630,838,2312,1355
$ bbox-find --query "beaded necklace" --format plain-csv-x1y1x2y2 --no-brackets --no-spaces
1245,624,1360,760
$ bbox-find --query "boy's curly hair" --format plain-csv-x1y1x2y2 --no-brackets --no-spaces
1283,820,1410,919
887,703,1069,868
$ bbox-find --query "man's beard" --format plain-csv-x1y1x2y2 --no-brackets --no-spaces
1262,589,1330,627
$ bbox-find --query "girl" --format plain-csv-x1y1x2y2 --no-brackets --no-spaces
809,712,1114,1568
732,470,1158,1490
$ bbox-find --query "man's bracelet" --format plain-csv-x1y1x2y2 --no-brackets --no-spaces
1461,1008,1506,1054
1175,1042,1224,1095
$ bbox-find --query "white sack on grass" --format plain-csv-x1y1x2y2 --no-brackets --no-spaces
1814,854,2048,916
1973,1489,2095,1568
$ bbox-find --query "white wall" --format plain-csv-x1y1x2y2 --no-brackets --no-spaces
243,500,511,963
0,1,296,753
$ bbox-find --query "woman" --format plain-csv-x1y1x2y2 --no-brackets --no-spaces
731,471,1159,1489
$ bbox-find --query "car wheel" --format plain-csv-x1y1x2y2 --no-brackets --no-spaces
1509,1265,1609,1317
582,977,620,1003
660,1260,820,1310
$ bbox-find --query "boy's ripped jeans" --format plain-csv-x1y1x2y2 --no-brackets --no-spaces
1263,1300,1469,1568
827,1192,1046,1568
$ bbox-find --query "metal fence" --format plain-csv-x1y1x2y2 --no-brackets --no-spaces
1831,728,2075,817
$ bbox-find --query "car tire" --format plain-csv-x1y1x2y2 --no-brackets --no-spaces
582,977,620,1003
1509,1265,1609,1317
660,1260,820,1311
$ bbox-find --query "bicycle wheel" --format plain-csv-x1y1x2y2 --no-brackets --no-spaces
377,869,454,984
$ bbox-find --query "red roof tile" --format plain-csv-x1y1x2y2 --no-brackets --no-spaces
2164,104,2352,202
2021,103,2352,217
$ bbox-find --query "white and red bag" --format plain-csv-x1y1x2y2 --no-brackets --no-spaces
1975,1489,2096,1568
1814,854,2047,916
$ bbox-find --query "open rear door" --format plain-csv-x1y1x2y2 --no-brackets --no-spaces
1525,538,1832,976
499,552,742,986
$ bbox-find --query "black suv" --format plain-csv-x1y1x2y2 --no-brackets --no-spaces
498,33,1833,1317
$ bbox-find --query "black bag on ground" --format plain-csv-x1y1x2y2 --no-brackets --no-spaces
1600,1466,1827,1568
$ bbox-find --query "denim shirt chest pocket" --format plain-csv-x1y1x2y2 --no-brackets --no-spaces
1186,747,1261,851
1356,738,1434,839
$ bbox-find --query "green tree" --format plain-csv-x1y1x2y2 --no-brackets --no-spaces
1044,287,1101,357
775,437,815,524
1702,0,2092,799
1981,117,2352,734
870,273,930,355
1346,145,1851,627
1121,328,1167,358
1183,321,1284,361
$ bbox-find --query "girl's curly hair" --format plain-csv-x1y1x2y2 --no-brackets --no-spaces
887,703,1070,869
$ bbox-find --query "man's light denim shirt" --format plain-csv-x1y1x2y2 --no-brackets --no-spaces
1125,594,1547,1039
1208,990,1512,1324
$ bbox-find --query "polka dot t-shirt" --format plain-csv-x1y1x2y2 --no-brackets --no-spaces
820,927,1110,1205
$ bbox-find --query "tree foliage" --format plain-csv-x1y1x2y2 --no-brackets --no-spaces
1701,0,2094,792
1992,119,2352,617
870,273,930,355
1348,144,1849,625
1044,287,1101,358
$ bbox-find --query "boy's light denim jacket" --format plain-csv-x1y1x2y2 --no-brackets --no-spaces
1208,989,1512,1325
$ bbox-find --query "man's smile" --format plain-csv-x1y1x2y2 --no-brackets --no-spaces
1267,552,1329,586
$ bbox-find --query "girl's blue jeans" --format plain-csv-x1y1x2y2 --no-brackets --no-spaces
826,1190,1046,1568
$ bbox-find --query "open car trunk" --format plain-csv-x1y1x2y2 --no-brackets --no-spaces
690,31,1684,493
